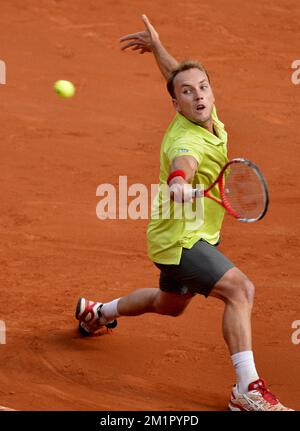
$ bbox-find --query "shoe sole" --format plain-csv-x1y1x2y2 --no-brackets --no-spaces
76,297,117,336
228,402,244,411
75,297,84,320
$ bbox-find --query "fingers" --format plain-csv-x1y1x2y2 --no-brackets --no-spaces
120,32,145,42
141,14,158,39
192,189,203,198
169,183,194,203
120,14,158,54
132,45,150,53
120,40,139,50
120,32,149,52
132,46,145,53
141,14,152,29
120,41,151,53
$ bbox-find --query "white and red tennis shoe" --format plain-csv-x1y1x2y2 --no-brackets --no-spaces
229,378,293,411
75,297,117,336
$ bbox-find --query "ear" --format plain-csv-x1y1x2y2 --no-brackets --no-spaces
211,90,216,105
172,98,179,112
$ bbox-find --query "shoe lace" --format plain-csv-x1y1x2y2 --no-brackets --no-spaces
253,379,278,405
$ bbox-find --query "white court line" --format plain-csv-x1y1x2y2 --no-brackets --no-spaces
0,322,15,411
0,406,15,411
0,321,6,344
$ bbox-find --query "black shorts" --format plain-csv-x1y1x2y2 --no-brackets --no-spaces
154,239,235,298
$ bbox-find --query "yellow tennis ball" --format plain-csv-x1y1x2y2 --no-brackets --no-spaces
54,80,75,98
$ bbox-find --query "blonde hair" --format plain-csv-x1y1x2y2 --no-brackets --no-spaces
167,60,210,99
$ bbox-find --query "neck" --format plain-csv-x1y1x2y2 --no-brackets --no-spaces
201,119,214,134
193,118,215,135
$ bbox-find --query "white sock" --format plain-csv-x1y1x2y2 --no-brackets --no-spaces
231,350,259,394
99,298,121,324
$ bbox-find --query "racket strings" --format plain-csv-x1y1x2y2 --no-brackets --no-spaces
222,163,267,220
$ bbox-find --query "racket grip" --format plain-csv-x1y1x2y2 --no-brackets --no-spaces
192,188,203,198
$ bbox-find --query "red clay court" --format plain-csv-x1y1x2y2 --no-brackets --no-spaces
0,0,299,410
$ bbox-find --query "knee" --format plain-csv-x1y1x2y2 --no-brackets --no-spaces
212,268,255,307
152,290,192,317
156,306,185,317
153,298,186,317
218,277,255,308
244,279,255,305
233,279,255,307
165,308,185,317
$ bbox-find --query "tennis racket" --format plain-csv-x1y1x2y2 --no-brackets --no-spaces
192,158,269,222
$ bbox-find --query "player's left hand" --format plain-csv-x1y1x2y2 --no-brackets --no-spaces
120,14,159,54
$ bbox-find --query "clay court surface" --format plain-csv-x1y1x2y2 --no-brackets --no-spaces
0,0,299,411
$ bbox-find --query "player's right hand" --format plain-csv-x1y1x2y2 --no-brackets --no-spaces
120,14,160,54
169,183,195,203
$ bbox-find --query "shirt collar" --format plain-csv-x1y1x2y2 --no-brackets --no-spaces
176,112,226,146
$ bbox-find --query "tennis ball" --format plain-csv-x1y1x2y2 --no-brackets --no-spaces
54,80,75,98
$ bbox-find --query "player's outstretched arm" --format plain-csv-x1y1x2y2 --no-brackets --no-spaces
168,155,198,203
120,14,178,80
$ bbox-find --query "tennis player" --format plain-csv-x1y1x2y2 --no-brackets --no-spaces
75,15,293,411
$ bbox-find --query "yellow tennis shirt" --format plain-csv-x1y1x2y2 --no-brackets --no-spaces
147,107,229,264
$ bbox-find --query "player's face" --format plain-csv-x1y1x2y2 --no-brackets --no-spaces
172,68,215,129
